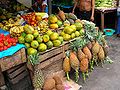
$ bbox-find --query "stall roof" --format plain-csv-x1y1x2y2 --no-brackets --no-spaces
17,0,32,8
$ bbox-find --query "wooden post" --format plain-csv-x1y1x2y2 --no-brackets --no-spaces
48,0,52,15
101,12,104,31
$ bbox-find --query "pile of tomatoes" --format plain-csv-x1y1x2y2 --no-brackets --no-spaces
0,34,18,51
21,12,38,27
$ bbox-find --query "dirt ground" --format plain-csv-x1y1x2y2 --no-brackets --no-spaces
78,35,120,90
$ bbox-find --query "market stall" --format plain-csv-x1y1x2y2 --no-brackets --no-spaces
95,0,118,31
95,7,117,31
0,0,112,90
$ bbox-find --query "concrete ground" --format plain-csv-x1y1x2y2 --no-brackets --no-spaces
78,36,120,90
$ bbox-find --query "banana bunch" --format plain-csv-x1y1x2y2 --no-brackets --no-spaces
10,26,24,37
37,20,49,34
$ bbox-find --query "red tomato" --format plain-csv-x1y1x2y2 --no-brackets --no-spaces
31,22,35,25
0,33,4,38
7,44,11,48
0,42,4,47
0,47,4,51
4,41,8,46
0,38,3,42
12,43,16,46
3,46,8,50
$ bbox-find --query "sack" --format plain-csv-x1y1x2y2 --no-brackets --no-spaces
117,7,120,16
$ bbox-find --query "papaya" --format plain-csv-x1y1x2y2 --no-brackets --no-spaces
48,14,58,24
58,7,66,21
49,24,58,29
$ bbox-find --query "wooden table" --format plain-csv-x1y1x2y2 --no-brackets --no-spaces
95,7,117,31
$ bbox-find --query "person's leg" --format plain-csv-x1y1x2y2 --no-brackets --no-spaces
117,17,120,36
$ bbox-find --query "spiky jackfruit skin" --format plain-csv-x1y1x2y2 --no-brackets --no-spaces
33,69,44,89
70,52,79,70
63,56,71,72
80,58,89,72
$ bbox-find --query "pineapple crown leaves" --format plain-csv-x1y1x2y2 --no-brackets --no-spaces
65,50,70,58
82,20,98,41
28,53,40,65
69,37,87,51
95,31,105,46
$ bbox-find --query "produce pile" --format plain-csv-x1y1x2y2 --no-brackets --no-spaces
0,34,18,51
95,0,117,8
63,20,109,82
0,8,85,55
0,8,111,90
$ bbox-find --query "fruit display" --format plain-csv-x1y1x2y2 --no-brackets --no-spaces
17,24,63,55
60,23,84,41
0,7,111,88
37,20,49,34
21,13,38,27
62,27,109,82
48,14,59,29
0,34,18,51
0,16,22,32
95,0,117,8
10,26,24,37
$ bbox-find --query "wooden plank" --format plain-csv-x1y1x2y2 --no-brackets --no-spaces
38,53,63,69
10,70,28,84
41,58,64,79
0,67,5,86
8,65,26,79
7,64,24,74
39,46,63,62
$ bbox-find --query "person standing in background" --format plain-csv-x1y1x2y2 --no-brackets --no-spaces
31,0,48,13
117,0,120,37
72,0,95,21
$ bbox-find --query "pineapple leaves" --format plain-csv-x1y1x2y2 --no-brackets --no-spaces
28,53,39,65
69,37,87,51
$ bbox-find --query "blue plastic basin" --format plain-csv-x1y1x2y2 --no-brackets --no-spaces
104,28,115,36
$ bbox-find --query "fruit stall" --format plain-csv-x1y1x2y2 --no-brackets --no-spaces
95,0,118,31
0,1,112,90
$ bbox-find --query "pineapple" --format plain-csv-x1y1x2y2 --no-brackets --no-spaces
63,56,71,81
91,41,100,66
98,45,105,67
77,48,87,61
70,51,80,82
92,41,100,55
82,46,92,61
28,53,44,89
80,58,89,82
33,67,44,89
